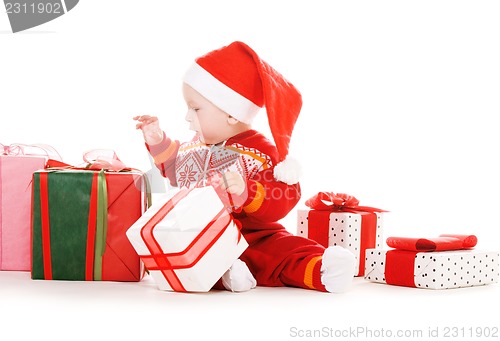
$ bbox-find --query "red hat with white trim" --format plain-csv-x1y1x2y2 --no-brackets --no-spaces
183,41,302,184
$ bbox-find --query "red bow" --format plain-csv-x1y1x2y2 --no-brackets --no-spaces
46,149,130,172
305,192,386,213
304,191,386,277
386,234,477,252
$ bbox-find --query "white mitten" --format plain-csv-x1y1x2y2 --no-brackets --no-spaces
222,259,257,292
320,246,356,293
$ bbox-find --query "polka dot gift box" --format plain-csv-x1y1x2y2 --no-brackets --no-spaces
296,192,386,276
364,234,499,289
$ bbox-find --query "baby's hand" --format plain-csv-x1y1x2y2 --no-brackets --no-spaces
214,172,246,196
133,115,163,145
208,172,247,211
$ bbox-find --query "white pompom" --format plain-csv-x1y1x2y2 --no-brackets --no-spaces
273,156,302,185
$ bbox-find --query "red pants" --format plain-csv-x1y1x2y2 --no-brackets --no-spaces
215,219,328,292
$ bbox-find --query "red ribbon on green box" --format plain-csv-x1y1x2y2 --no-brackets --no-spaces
31,151,148,281
34,170,109,280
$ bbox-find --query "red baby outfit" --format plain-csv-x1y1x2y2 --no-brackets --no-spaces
146,129,328,291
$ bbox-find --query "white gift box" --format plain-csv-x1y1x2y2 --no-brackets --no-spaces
365,248,499,289
297,209,384,276
126,186,248,292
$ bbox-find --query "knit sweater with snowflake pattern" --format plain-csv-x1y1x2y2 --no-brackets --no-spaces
146,129,300,228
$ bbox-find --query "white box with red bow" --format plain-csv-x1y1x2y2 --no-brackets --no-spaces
126,186,248,292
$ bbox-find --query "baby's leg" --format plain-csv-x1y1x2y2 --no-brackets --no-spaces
242,228,356,292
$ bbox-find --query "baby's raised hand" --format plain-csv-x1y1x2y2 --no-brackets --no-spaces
133,115,163,145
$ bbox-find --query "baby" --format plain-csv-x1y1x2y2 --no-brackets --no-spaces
134,41,356,293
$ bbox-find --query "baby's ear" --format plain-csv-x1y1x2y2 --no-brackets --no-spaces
227,116,239,125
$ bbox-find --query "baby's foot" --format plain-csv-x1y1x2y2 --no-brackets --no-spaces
320,246,356,293
222,259,257,292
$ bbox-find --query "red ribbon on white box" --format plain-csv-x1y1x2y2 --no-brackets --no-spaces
305,192,386,276
138,187,235,292
386,234,477,252
384,234,478,287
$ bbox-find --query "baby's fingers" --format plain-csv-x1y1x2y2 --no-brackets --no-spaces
133,115,157,123
221,174,245,195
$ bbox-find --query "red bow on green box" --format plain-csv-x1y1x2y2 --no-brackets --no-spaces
31,150,149,282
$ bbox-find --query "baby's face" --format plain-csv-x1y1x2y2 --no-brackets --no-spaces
182,83,233,144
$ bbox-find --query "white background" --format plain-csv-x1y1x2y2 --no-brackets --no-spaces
1,1,499,340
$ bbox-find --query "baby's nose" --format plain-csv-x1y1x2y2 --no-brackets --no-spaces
185,109,194,122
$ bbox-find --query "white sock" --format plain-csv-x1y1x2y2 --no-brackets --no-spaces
222,259,257,292
320,246,356,293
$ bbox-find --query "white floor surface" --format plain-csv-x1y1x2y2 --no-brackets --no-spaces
1,270,498,341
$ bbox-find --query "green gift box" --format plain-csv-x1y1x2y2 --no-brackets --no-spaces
31,169,148,281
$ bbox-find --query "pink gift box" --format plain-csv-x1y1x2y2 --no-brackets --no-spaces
1,155,46,271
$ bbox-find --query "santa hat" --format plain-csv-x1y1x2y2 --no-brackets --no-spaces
183,41,302,185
